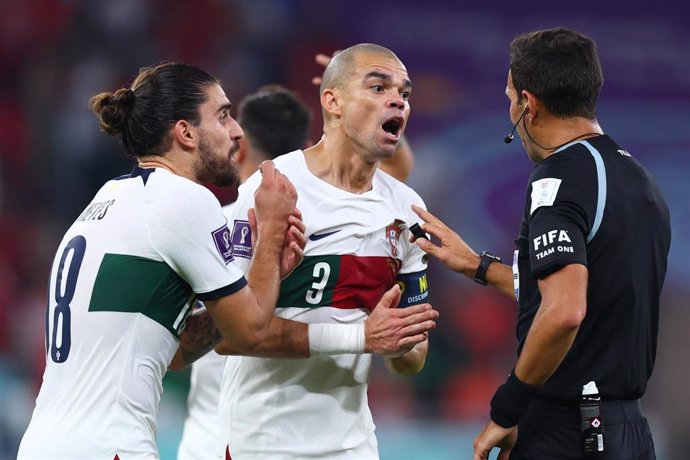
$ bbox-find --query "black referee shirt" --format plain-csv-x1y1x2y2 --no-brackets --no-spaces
513,134,671,401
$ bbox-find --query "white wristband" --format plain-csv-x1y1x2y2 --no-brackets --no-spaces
308,323,365,355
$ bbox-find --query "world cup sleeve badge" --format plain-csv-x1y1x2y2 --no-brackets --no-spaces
385,219,405,258
230,220,253,259
211,224,234,264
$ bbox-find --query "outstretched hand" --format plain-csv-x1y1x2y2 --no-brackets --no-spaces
311,51,341,86
364,284,438,357
411,204,479,278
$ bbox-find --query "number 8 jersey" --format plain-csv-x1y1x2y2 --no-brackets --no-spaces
219,150,429,460
19,166,246,460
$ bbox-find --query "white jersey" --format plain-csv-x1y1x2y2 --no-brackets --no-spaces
18,166,246,460
219,150,429,459
177,204,237,460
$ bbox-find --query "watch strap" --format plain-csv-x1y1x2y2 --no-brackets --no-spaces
474,251,502,286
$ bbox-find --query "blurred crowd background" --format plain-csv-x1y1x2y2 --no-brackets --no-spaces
1,1,688,459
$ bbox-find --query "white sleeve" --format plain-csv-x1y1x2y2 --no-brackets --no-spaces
225,172,262,275
397,192,429,307
400,193,428,275
147,183,246,301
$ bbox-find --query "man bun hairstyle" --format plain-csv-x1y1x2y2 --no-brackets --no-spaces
89,62,218,157
90,88,136,135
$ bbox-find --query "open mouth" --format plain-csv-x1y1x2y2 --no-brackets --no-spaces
382,116,403,139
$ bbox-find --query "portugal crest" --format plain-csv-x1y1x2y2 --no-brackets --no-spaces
385,219,405,258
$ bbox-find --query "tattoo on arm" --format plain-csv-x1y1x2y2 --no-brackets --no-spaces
179,309,222,366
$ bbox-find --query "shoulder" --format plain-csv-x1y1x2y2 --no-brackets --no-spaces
273,149,303,170
147,169,223,221
529,144,598,198
221,202,236,222
375,168,425,207
527,143,600,217
239,149,304,197
533,143,597,182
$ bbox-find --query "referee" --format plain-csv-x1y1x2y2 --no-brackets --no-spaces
412,28,671,459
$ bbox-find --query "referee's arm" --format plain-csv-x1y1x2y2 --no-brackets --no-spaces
513,263,588,386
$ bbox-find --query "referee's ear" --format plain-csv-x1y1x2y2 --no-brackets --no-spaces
521,91,543,121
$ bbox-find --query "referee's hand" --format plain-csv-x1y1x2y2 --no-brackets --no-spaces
472,420,517,460
410,205,480,280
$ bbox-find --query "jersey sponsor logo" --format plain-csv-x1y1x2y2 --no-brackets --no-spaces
308,229,341,241
530,178,562,215
533,229,574,260
212,224,235,264
617,149,631,157
386,219,404,257
230,220,252,259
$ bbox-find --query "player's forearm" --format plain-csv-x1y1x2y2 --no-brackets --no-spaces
216,316,310,358
244,229,285,330
215,318,366,359
169,309,221,371
204,230,285,353
384,339,428,376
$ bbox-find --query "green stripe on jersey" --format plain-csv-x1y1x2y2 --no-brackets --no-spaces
278,254,398,310
89,254,195,337
278,255,341,307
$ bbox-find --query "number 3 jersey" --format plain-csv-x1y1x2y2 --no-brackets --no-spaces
19,166,246,460
219,150,429,460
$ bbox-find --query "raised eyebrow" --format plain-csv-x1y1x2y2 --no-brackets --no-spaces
363,71,390,82
363,71,412,89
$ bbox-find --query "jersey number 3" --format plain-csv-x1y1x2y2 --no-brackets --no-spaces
45,235,86,363
305,262,331,305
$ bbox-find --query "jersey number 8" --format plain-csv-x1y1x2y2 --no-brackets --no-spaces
45,235,86,363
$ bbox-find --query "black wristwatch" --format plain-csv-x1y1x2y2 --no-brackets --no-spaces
474,251,502,286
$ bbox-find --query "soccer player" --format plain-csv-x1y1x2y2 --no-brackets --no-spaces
411,28,671,459
178,68,421,460
18,62,304,460
177,85,312,460
219,43,436,459
312,52,415,182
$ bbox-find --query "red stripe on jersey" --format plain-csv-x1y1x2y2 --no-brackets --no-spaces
330,255,400,311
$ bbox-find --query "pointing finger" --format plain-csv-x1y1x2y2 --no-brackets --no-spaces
411,204,447,229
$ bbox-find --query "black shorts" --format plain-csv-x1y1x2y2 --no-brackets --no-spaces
510,398,656,460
